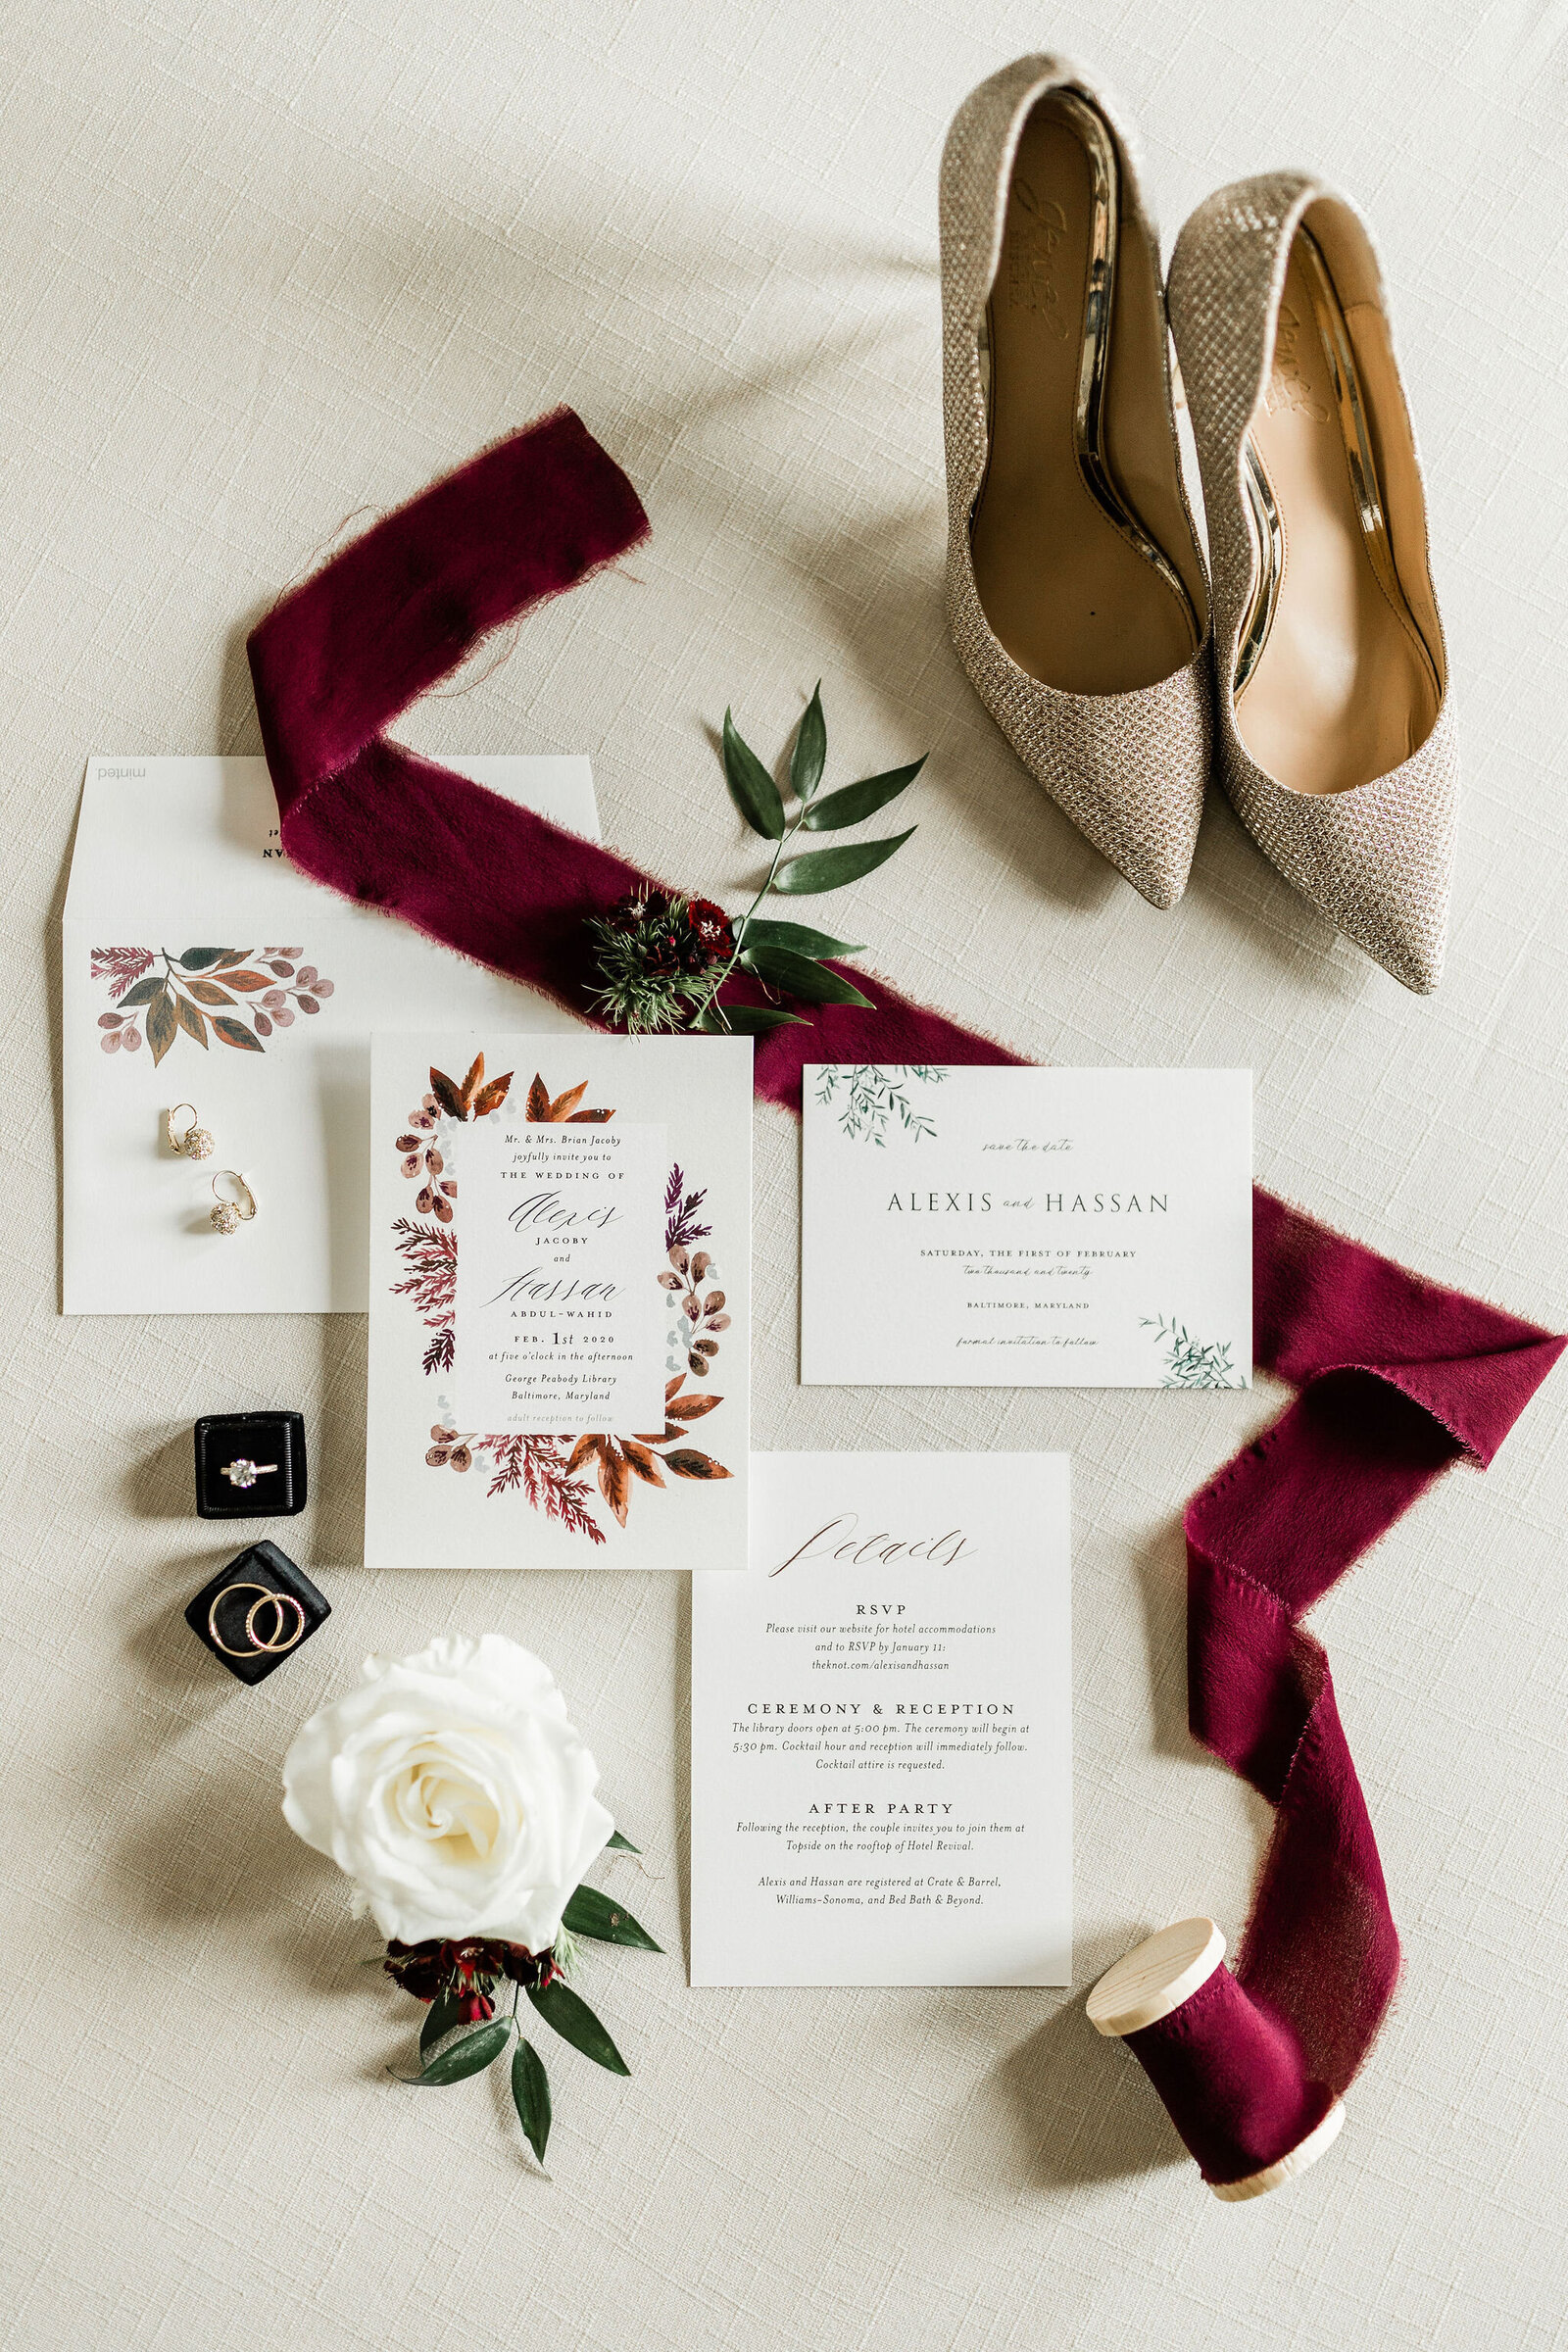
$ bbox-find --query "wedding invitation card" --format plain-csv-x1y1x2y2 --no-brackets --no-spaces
691,1451,1071,1986
366,1031,752,1570
63,755,597,1314
802,1065,1251,1388
455,1114,668,1432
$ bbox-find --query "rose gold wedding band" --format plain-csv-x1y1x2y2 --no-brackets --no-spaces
245,1590,306,1653
207,1580,306,1657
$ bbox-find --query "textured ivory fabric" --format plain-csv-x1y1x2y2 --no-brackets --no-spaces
1168,174,1461,992
3,4,1568,2350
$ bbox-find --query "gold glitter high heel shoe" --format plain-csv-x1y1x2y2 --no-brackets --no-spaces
1168,175,1457,992
940,56,1211,909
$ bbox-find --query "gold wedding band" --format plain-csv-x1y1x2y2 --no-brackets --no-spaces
207,1580,306,1658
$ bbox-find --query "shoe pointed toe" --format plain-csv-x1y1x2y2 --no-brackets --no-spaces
1220,707,1458,995
950,604,1211,908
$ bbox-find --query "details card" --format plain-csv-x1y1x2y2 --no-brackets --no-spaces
690,1451,1071,1986
802,1065,1251,1388
367,1032,752,1570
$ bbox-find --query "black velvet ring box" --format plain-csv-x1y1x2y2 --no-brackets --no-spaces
185,1542,330,1685
194,1410,307,1518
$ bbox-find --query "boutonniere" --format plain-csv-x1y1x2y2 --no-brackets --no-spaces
282,1634,659,2172
586,687,925,1036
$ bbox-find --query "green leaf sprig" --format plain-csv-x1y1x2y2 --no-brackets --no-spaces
583,689,925,1038
385,1828,659,2175
695,686,924,1036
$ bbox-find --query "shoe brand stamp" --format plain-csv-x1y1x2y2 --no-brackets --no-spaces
1263,301,1329,421
1007,179,1071,338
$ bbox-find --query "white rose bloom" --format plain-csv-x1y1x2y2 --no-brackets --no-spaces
281,1634,613,1949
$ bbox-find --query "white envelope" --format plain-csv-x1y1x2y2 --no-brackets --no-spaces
62,756,595,1313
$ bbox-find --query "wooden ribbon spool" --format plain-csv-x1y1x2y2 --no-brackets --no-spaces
1088,1919,1346,2201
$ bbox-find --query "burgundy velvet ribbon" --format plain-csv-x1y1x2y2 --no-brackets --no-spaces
248,410,1564,2165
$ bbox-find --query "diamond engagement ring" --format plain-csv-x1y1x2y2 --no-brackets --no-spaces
220,1458,277,1490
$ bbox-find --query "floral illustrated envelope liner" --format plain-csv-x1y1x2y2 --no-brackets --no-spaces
802,1064,1251,1388
366,1032,752,1569
63,756,597,1313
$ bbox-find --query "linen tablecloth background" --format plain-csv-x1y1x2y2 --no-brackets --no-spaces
5,2,1567,2345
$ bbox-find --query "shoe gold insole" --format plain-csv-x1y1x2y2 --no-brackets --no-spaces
970,101,1196,696
1236,240,1439,794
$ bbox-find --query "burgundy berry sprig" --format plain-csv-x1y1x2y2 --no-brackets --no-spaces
585,686,924,1037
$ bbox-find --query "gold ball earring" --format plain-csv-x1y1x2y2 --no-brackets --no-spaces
168,1102,216,1160
210,1171,258,1235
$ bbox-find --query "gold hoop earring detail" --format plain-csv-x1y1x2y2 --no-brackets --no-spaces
210,1171,258,1235
168,1102,216,1160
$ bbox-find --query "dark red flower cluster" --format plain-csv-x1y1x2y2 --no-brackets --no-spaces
605,890,732,976
383,1936,561,2017
687,899,733,957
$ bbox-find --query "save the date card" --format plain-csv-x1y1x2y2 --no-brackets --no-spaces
802,1064,1250,1388
366,1032,752,1568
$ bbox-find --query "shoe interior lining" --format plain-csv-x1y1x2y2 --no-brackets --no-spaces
970,89,1206,697
1234,200,1444,795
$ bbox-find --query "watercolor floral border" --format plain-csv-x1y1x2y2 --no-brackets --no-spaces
389,1055,733,1544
